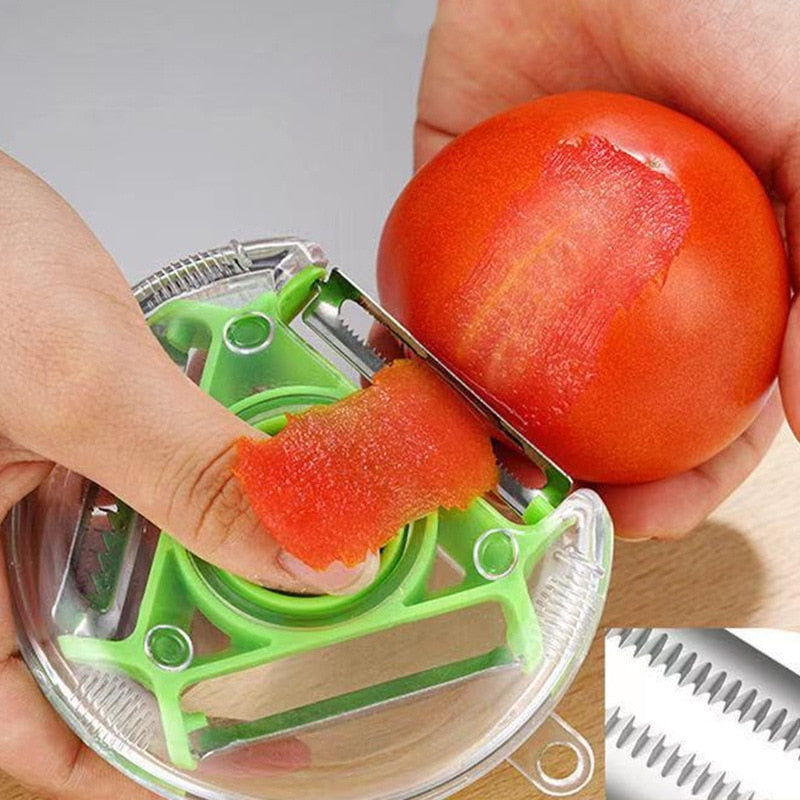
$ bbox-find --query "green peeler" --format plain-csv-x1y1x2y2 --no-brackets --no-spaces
7,238,613,800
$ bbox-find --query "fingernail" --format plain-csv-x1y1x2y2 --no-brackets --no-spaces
278,550,380,596
617,533,654,543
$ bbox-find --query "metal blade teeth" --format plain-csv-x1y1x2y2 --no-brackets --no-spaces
136,238,325,315
606,707,759,800
495,461,533,518
304,305,386,379
607,628,800,754
303,268,573,506
338,318,386,370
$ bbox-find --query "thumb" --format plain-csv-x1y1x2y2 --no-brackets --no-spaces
0,152,374,595
52,328,377,595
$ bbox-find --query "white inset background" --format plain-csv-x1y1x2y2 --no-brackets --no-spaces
729,628,800,678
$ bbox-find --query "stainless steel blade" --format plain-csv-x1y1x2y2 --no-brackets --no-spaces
301,268,573,507
73,664,162,754
606,706,757,800
606,628,800,800
51,492,144,640
302,274,555,516
302,294,386,377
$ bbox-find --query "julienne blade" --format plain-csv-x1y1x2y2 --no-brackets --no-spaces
134,238,329,316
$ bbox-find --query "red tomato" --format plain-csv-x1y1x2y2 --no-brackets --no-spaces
377,91,789,484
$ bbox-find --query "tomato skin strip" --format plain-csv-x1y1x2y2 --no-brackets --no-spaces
233,359,498,569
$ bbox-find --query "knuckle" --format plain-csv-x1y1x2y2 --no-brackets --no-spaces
54,739,87,796
173,441,262,560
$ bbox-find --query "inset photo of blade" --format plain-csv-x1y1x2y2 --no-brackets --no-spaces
605,628,800,800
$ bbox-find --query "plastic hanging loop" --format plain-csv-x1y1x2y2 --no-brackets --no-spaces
507,713,594,797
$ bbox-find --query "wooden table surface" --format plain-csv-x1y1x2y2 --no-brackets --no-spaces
3,424,799,800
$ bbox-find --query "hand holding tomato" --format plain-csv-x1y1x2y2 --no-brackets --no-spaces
382,0,800,540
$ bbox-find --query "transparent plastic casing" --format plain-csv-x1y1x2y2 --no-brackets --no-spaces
4,239,613,800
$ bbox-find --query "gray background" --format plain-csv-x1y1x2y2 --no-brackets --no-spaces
0,0,436,287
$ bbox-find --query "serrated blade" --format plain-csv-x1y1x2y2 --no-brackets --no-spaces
51,490,143,639
301,268,572,508
606,707,758,800
496,461,537,518
606,628,800,800
302,272,558,515
302,290,386,377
